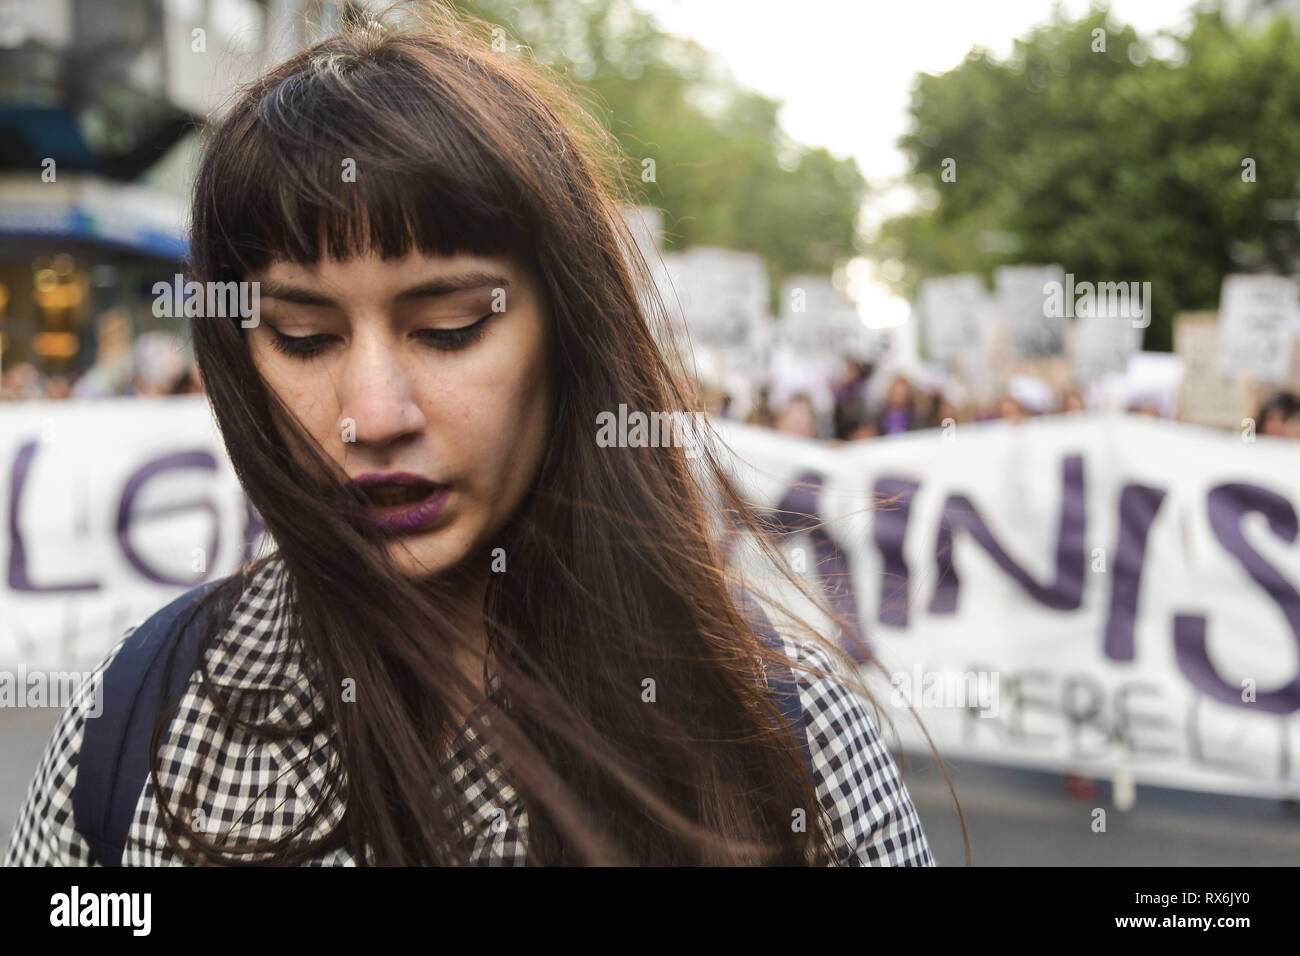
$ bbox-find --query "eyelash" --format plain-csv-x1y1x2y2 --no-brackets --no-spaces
267,314,494,359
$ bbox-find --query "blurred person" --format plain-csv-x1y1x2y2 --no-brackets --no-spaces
42,373,73,399
1257,393,1299,438
877,374,915,435
703,386,732,419
995,392,1027,424
930,392,959,429
6,9,941,868
1005,375,1054,419
831,402,878,442
0,361,43,400
831,359,871,437
169,356,205,395
131,331,190,396
775,392,820,439
848,419,879,440
745,383,776,429
1126,401,1162,419
1062,386,1086,413
1282,404,1300,439
915,388,959,430
70,307,135,398
832,390,873,440
833,396,877,441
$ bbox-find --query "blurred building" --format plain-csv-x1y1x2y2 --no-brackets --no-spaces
0,0,378,381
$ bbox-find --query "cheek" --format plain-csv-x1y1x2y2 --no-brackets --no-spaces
432,324,550,489
250,344,339,447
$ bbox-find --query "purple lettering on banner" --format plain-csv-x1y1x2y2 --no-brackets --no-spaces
1061,673,1108,759
930,455,1087,614
747,470,867,660
8,440,99,593
872,477,919,628
1103,484,1167,662
1115,682,1176,758
1173,483,1300,715
116,450,220,587
1004,670,1055,746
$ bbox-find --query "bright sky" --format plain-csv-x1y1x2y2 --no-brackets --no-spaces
633,0,1203,334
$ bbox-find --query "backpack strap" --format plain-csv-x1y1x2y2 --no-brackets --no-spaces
74,577,225,867
734,589,817,781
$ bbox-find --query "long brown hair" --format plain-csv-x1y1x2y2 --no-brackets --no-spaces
163,0,965,865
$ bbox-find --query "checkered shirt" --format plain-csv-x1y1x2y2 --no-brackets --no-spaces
4,558,934,866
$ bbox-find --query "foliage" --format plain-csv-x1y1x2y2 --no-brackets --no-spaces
460,0,867,307
876,2,1300,352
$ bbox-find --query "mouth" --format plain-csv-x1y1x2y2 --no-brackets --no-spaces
351,473,451,534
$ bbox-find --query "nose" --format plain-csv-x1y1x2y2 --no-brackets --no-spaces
336,326,424,451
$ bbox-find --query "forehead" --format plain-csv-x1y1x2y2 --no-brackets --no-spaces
257,249,518,284
251,250,530,307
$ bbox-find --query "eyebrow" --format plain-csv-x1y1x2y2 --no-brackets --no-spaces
257,270,512,307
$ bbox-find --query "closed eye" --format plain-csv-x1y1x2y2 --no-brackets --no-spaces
413,313,494,351
266,314,494,360
268,329,337,359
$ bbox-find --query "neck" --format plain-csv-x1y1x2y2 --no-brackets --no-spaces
421,556,492,706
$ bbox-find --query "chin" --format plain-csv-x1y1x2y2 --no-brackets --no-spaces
384,527,473,581
388,546,458,580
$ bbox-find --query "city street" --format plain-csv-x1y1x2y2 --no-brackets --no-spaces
5,708,1298,865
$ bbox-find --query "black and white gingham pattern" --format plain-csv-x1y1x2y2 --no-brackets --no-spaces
4,559,933,866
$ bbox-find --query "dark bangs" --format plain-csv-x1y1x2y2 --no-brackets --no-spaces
190,42,537,283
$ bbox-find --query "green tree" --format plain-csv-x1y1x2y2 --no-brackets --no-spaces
459,0,867,310
877,2,1300,352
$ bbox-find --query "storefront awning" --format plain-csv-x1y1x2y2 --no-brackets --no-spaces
0,173,186,260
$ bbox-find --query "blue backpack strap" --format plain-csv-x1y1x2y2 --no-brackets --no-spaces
74,577,226,867
734,589,816,781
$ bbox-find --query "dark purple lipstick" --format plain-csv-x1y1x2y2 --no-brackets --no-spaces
351,472,450,534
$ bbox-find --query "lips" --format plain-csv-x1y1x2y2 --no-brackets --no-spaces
350,472,451,534
361,481,440,507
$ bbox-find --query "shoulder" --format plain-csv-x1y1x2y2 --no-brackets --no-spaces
792,638,936,867
1,627,133,866
1,562,283,867
105,558,295,699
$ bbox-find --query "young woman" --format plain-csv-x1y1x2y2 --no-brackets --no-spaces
5,6,949,866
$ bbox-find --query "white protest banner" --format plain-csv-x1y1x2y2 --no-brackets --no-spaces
995,264,1066,359
1216,274,1300,382
6,399,1300,801
716,414,1300,800
0,396,265,672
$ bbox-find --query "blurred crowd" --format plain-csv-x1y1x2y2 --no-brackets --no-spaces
9,313,1300,448
703,358,1300,443
1255,391,1300,439
1,309,201,401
